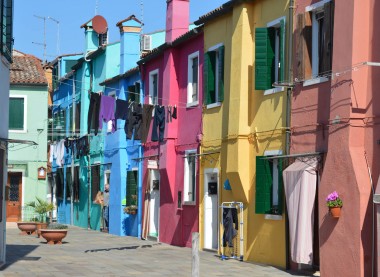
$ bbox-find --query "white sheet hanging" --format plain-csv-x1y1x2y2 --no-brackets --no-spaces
283,158,318,265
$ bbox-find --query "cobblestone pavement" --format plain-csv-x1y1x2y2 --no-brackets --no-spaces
1,223,313,277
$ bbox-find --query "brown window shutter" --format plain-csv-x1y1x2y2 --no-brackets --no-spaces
295,13,304,81
304,12,312,79
321,1,334,75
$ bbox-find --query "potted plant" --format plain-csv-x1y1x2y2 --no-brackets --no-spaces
25,197,54,237
123,205,138,215
39,223,68,245
326,191,343,218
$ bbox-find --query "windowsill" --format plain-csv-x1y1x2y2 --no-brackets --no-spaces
186,101,199,108
303,76,329,87
264,87,285,95
9,130,27,133
264,214,283,220
206,102,222,109
183,201,196,206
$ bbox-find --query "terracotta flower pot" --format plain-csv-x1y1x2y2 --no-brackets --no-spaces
40,229,68,244
35,222,48,238
17,222,37,235
329,207,342,218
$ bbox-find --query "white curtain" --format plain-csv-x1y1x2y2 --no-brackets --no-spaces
283,158,318,265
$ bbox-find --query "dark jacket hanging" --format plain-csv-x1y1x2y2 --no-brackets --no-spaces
87,93,101,135
151,105,166,142
222,208,238,247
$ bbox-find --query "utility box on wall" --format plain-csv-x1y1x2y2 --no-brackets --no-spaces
208,182,217,195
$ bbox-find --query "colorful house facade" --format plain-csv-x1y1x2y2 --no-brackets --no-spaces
6,50,49,224
195,0,290,267
0,0,13,266
138,0,203,247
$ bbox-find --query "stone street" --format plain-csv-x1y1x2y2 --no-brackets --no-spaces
1,223,312,276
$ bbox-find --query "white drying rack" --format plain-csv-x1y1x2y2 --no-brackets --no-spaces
220,201,244,261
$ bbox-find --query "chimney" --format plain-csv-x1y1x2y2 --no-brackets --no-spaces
165,0,190,43
116,15,142,73
81,22,98,52
81,15,108,53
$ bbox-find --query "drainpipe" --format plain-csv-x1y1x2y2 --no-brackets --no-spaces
71,75,75,226
285,0,294,270
87,60,93,230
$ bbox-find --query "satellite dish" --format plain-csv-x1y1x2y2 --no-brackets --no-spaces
92,15,108,34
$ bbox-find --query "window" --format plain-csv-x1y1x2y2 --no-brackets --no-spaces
128,82,141,103
255,156,283,215
75,102,81,135
126,170,138,207
296,0,334,82
9,96,25,131
183,150,197,204
204,44,224,106
149,69,159,105
1,0,13,63
99,32,108,46
91,165,100,201
255,18,285,91
55,168,64,199
187,51,199,106
66,168,72,199
73,166,80,202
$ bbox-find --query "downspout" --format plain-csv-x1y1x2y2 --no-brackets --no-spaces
285,0,294,270
87,60,93,230
71,74,75,226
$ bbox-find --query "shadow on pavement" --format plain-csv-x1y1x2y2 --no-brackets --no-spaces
2,244,40,270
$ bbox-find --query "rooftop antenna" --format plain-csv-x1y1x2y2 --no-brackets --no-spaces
48,16,60,55
140,0,144,33
95,0,99,15
33,15,46,61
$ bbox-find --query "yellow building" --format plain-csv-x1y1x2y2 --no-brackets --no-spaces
195,0,290,268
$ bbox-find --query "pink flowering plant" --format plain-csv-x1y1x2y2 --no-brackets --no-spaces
326,191,343,208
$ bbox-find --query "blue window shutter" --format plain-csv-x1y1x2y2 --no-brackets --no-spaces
255,27,275,90
255,156,272,214
218,45,224,102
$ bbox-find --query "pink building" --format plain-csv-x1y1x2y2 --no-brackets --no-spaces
290,0,378,275
138,0,203,247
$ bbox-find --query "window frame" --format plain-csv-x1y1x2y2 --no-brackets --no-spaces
183,149,197,205
255,150,283,216
264,17,286,95
9,95,27,133
187,51,199,107
303,0,332,86
1,0,13,63
149,69,159,105
205,43,224,109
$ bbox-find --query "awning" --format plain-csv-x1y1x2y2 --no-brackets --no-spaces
0,137,38,145
261,152,323,160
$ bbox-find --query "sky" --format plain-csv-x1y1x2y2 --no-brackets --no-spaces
13,0,227,61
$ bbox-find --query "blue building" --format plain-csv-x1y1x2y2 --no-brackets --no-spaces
50,14,163,237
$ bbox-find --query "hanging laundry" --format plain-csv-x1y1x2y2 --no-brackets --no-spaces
166,105,173,123
141,104,154,143
222,208,238,247
151,105,166,142
87,92,101,135
126,102,143,140
76,135,89,158
49,144,54,163
55,139,65,167
115,99,128,120
172,105,177,119
99,95,116,134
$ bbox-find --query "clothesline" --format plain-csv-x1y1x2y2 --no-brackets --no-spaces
52,76,203,110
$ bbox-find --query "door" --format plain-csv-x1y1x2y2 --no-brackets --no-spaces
6,172,22,222
149,169,160,239
204,171,218,250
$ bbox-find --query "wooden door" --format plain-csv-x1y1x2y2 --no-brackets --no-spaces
6,172,22,222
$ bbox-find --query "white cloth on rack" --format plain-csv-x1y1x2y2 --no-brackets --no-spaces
49,144,54,163
283,158,318,265
55,139,65,167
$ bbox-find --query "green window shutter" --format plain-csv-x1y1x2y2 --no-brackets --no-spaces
255,27,275,90
276,161,283,214
203,53,209,105
9,98,24,130
218,45,225,102
208,51,216,104
280,20,285,84
255,156,272,214
126,171,138,206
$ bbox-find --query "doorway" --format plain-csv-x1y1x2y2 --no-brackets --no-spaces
149,169,160,239
203,169,218,250
6,172,22,222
